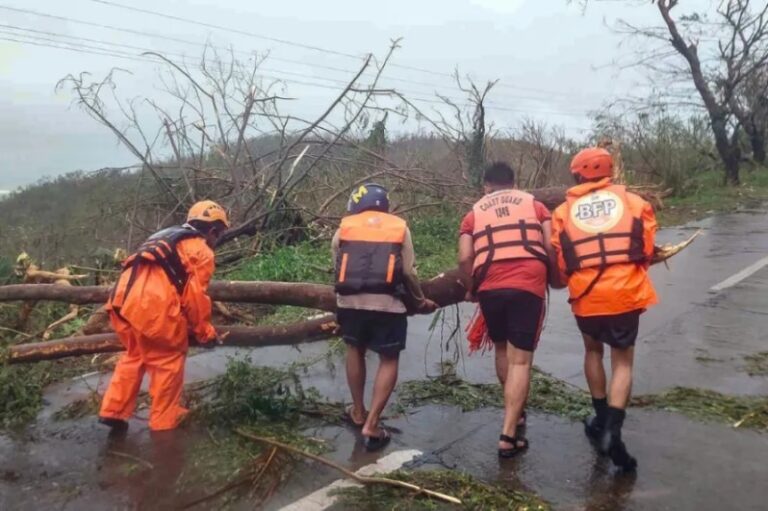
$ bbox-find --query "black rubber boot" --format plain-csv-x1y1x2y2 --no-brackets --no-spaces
99,417,129,432
600,407,637,472
584,397,608,441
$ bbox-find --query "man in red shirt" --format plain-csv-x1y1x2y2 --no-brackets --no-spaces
458,162,558,457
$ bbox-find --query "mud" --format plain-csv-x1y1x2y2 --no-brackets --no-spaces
2,209,768,510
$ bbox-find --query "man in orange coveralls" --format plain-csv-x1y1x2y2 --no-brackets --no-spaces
98,201,229,432
551,148,658,472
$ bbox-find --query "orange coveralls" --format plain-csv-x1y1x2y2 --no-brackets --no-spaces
551,178,659,317
99,237,217,431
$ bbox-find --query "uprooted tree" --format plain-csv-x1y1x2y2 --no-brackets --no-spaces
53,41,481,261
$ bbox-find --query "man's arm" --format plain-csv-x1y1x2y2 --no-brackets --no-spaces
641,200,658,267
458,234,475,298
549,208,570,287
541,220,565,289
402,229,437,312
331,229,340,268
180,238,217,343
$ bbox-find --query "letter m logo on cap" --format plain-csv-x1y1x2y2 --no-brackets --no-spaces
351,185,368,204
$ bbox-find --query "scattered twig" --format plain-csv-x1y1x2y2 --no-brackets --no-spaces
107,450,155,470
178,447,279,510
235,429,462,505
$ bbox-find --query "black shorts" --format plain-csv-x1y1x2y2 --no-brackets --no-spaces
477,289,545,352
336,308,407,356
575,310,641,349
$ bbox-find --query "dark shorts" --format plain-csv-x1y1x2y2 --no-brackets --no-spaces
336,308,407,356
575,310,641,349
477,289,545,352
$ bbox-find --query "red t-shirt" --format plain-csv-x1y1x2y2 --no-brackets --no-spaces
460,201,552,298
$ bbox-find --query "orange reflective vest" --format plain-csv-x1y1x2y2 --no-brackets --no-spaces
335,211,406,296
471,189,548,279
559,184,645,275
110,225,204,310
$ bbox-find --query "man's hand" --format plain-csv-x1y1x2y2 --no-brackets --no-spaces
200,331,229,349
418,298,439,314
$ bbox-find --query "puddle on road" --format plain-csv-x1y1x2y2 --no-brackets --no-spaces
0,420,247,510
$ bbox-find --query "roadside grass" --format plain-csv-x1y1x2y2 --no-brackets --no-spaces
397,367,591,420
658,167,768,226
632,387,768,431
331,469,550,511
399,369,768,432
743,352,768,377
0,357,95,429
171,355,344,506
227,242,332,284
0,301,97,429
227,208,461,285
409,209,462,279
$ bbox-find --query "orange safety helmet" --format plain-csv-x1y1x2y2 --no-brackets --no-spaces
570,147,614,180
187,200,230,228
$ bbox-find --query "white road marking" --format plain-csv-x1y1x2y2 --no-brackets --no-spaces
278,449,422,511
709,255,768,293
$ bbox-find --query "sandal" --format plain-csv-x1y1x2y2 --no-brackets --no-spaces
341,405,366,428
364,429,391,452
498,434,529,458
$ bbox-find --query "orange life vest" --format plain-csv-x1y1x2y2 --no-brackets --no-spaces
559,184,645,275
110,225,204,311
471,189,548,279
335,211,407,296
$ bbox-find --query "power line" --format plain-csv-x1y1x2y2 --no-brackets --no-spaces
0,34,149,63
0,4,602,107
90,0,363,60
0,3,606,110
0,24,593,118
86,0,602,100
0,34,592,135
4,32,592,122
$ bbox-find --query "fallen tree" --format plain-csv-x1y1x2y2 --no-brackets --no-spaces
0,270,466,310
7,315,339,364
3,232,697,364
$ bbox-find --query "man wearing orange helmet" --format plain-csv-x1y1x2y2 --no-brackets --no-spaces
98,200,229,432
551,148,658,472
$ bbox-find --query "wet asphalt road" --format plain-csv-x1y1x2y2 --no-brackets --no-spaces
2,209,768,510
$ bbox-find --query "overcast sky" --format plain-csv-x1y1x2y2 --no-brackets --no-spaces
0,0,712,190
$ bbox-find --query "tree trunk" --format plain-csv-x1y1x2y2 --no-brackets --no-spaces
657,0,741,186
751,130,766,164
716,119,742,185
3,230,699,364
0,281,339,310
0,228,692,310
8,316,339,364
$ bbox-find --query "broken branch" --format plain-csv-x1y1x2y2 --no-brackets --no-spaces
234,429,462,505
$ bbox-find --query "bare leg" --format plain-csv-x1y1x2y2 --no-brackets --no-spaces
361,352,399,438
499,344,533,450
582,334,607,399
609,346,634,409
345,344,367,424
494,341,508,386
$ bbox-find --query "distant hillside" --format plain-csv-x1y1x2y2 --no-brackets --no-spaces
0,169,156,267
0,135,571,267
